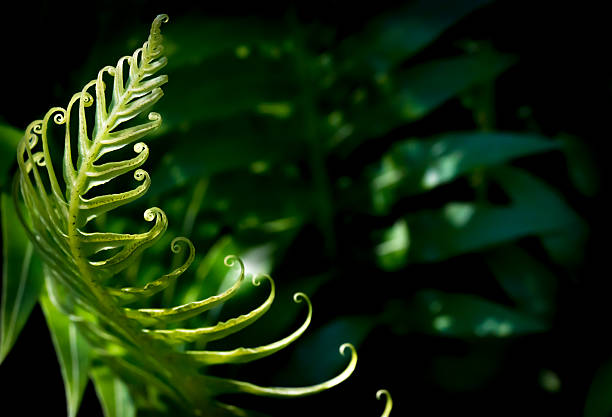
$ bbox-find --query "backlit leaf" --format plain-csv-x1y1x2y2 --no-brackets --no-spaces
91,366,136,417
0,193,44,363
40,290,91,417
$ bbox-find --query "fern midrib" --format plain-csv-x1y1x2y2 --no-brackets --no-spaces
64,65,213,412
64,61,182,400
67,66,143,288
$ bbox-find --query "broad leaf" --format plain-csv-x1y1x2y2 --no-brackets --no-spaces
371,131,560,212
375,218,410,271
40,289,91,417
337,51,516,153
393,51,516,121
585,357,612,417
0,193,43,363
492,167,587,266
403,167,583,262
0,122,22,187
486,245,556,317
163,16,287,71
338,0,495,73
157,52,298,130
411,290,548,338
561,135,600,197
91,366,136,417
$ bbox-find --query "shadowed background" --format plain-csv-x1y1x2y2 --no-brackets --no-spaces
0,1,610,416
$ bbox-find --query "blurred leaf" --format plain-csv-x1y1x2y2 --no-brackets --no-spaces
339,0,495,73
0,122,22,187
412,290,548,338
0,193,44,364
560,135,600,197
337,51,516,153
393,50,516,120
375,218,410,271
405,168,583,262
585,357,612,417
164,16,287,71
152,173,310,245
432,346,503,391
150,118,305,196
492,167,587,266
406,203,540,262
486,245,556,317
157,53,299,130
371,131,560,212
277,316,375,384
40,292,91,417
91,366,136,417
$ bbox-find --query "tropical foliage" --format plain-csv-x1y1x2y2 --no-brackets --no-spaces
0,1,602,416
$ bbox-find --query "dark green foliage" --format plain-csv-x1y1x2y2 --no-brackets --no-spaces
0,1,606,416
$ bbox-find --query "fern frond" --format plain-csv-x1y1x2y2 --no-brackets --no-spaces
14,14,357,416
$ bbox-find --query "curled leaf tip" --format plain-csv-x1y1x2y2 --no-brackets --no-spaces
146,14,169,57
252,273,271,286
376,389,393,417
143,207,163,221
224,255,245,281
293,292,309,304
151,14,169,34
224,254,238,266
170,236,193,253
148,111,161,121
156,14,170,24
339,342,355,356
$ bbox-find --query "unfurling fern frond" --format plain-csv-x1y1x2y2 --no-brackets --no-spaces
14,14,357,416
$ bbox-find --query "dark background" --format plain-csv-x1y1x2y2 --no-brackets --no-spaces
1,1,610,416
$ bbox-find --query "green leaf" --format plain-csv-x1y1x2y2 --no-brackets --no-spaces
0,122,22,187
492,167,587,266
561,135,600,197
40,291,91,417
431,345,503,391
91,366,136,417
339,0,495,73
371,131,560,212
163,16,287,71
486,245,556,317
337,51,516,153
394,50,516,120
375,218,410,271
412,290,548,338
0,193,44,363
149,117,305,196
406,203,543,262
585,357,612,417
404,168,583,262
157,53,298,130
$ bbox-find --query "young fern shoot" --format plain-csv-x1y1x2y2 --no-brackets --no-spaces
14,14,363,416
